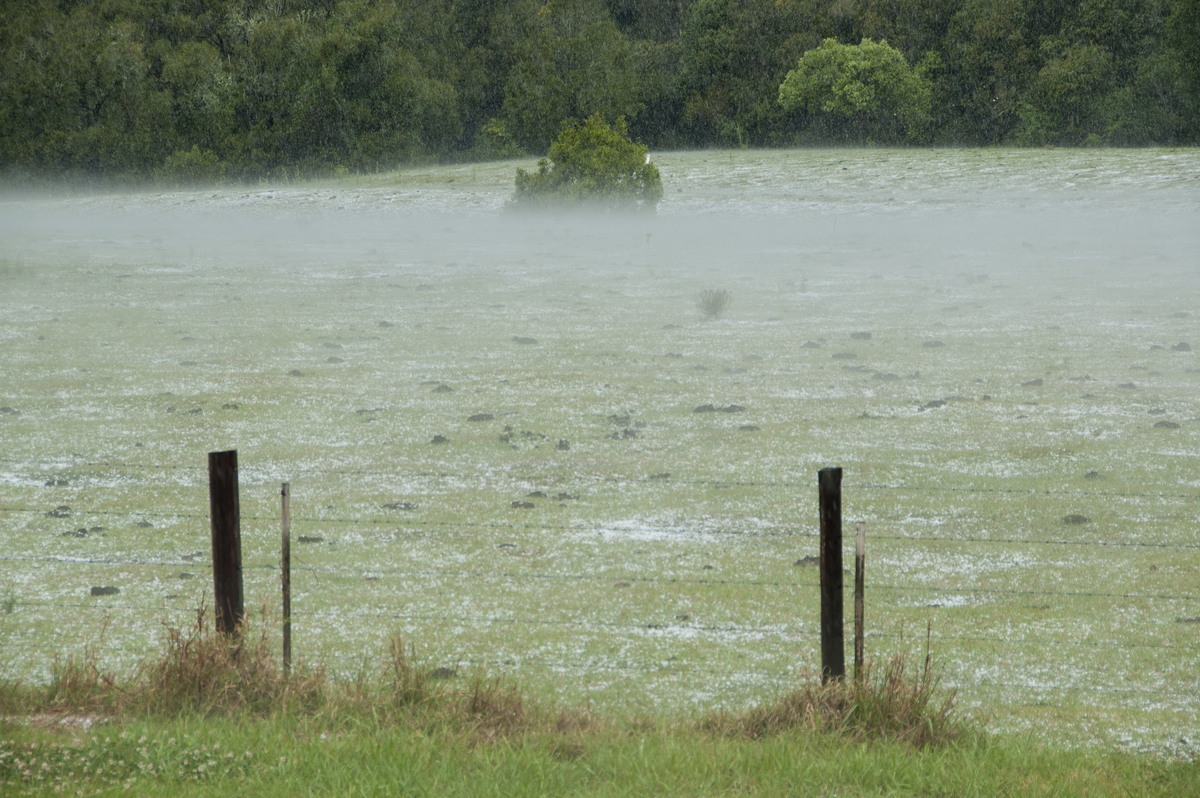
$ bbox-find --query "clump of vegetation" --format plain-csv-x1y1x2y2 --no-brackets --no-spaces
0,610,587,741
511,115,662,212
703,652,968,748
155,145,227,186
697,288,733,320
4,627,1198,796
25,610,323,717
778,39,934,143
0,726,256,793
131,610,324,717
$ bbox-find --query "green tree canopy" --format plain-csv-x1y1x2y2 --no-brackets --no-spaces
677,0,812,146
1014,40,1116,145
494,0,645,154
511,114,662,212
778,38,933,143
1,0,1197,183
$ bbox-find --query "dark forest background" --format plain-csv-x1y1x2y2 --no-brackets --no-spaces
2,0,1197,182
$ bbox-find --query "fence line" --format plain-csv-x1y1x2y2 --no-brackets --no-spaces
2,454,1197,731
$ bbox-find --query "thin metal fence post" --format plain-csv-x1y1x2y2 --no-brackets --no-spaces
281,482,292,676
854,521,866,683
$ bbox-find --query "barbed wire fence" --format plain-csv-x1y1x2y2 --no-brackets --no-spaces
0,453,1197,720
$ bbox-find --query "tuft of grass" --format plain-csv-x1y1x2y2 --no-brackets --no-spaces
463,677,529,739
44,620,118,711
130,608,325,717
45,648,116,712
696,287,732,319
374,636,596,744
383,636,429,707
703,651,969,748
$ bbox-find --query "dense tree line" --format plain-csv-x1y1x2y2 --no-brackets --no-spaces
1,0,1196,182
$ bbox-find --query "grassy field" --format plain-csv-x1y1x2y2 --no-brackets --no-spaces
1,149,1199,766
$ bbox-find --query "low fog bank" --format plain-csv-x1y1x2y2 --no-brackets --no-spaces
2,148,1197,288
1,198,1195,292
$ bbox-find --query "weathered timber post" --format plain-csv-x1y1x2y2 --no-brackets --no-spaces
208,450,244,636
281,482,292,675
854,521,866,683
818,467,844,682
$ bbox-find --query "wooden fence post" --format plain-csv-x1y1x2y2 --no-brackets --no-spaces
854,521,866,683
208,450,244,636
818,467,844,682
281,482,292,675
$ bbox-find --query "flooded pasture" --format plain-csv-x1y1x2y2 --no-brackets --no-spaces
1,148,1198,754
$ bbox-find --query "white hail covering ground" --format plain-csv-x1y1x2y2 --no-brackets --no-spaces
1,148,1198,756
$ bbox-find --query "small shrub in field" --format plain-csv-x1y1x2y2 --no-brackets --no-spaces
697,288,732,320
512,115,662,212
156,145,226,186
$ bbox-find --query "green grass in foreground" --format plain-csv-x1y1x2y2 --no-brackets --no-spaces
0,619,1195,797
5,718,1197,797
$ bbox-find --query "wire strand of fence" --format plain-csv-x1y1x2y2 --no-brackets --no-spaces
0,554,278,571
867,583,1199,601
11,601,201,613
295,608,813,636
285,563,812,589
943,680,1199,698
870,630,1197,652
285,562,1200,602
7,595,1195,657
4,456,1199,502
5,502,1200,551
1,551,1197,603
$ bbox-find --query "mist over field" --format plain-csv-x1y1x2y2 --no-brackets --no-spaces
1,148,1199,755
5,148,1197,272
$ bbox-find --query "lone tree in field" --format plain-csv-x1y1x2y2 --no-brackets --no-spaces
512,114,663,212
